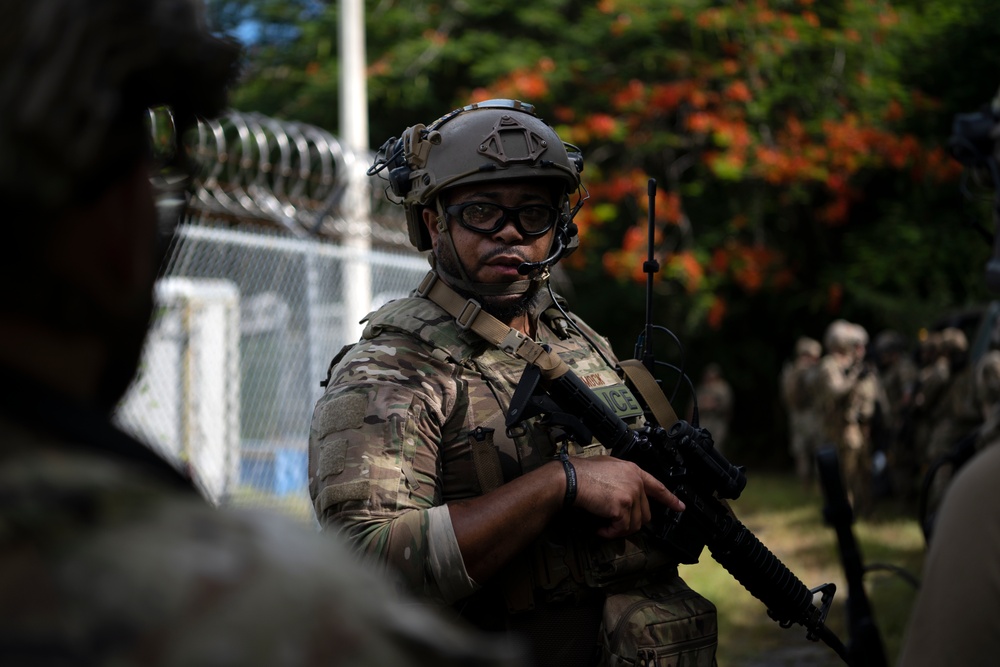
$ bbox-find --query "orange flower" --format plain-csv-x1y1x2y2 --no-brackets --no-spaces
672,251,704,292
707,296,727,330
687,111,714,133
884,99,904,123
613,80,646,109
650,82,688,111
723,80,753,103
620,226,646,253
711,247,730,274
586,113,619,138
734,265,763,293
827,283,843,314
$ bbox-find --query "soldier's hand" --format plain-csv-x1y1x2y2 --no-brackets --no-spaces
569,455,685,539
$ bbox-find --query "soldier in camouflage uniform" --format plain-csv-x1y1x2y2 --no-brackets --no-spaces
872,330,919,500
924,328,978,466
309,101,718,666
691,363,734,456
0,3,523,665
816,321,883,515
780,336,823,490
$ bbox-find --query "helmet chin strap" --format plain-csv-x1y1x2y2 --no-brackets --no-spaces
431,199,548,297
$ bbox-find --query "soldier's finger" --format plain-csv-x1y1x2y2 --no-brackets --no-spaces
642,470,685,512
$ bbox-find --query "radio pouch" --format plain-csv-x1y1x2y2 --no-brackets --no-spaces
598,578,718,667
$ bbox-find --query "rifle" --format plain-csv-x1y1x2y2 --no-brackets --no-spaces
506,354,848,662
507,179,850,664
816,446,888,667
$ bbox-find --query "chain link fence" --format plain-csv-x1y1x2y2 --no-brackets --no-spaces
116,111,427,523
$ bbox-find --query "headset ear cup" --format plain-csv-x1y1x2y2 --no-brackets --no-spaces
385,138,411,197
388,164,410,197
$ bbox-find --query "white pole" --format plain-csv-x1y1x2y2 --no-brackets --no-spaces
339,0,371,345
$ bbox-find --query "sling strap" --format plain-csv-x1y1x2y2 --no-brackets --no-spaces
416,271,569,379
618,359,680,428
418,270,683,428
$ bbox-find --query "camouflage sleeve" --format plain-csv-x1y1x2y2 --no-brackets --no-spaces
309,336,478,604
1,438,525,667
918,357,951,407
817,357,854,400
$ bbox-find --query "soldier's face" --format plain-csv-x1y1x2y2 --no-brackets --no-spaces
426,180,558,284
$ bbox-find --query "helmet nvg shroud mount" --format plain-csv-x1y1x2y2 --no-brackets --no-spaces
369,99,587,272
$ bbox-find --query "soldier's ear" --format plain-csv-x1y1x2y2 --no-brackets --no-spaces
423,207,441,249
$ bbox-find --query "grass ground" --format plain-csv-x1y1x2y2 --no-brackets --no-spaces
681,469,926,666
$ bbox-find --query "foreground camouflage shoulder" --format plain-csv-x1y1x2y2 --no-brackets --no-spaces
0,416,524,666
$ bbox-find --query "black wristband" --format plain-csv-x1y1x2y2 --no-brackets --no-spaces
559,448,577,508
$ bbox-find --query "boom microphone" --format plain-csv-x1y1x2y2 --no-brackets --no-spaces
517,227,571,275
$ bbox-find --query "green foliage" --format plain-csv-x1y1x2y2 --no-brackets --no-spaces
219,0,1000,462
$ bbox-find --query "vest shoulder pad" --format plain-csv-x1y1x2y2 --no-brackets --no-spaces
361,296,478,363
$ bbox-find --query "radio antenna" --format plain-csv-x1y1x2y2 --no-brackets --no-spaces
639,178,659,374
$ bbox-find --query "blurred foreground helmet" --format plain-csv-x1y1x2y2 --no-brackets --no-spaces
0,0,240,216
370,99,585,257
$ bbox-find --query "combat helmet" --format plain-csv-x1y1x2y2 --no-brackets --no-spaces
823,319,854,354
795,336,822,359
370,99,586,269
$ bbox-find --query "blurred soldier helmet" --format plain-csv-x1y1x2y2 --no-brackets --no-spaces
848,323,869,347
795,336,822,359
874,330,907,354
823,319,855,354
370,99,585,259
939,327,969,354
939,327,969,368
0,0,240,221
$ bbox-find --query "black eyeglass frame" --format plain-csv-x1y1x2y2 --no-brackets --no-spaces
444,201,561,237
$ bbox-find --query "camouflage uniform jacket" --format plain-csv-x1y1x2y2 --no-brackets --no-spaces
309,290,682,612
0,368,523,667
815,353,860,445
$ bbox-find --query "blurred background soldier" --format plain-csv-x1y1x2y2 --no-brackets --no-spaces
872,329,919,501
780,336,823,490
909,329,956,464
816,320,881,515
692,362,735,456
0,2,521,665
894,329,946,506
923,328,978,480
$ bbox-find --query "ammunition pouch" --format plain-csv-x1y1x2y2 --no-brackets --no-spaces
598,578,718,667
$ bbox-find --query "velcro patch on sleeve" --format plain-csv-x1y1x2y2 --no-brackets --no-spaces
318,393,369,437
318,438,349,477
316,480,371,510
